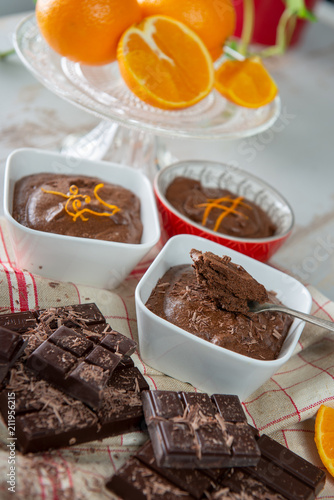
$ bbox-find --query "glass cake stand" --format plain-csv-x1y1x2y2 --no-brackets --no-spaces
13,14,281,179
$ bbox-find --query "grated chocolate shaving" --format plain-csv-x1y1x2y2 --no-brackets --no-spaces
272,329,282,339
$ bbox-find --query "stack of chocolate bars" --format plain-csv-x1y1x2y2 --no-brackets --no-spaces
107,389,326,499
0,303,148,453
0,303,326,499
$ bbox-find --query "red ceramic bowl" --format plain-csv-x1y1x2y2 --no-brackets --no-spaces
154,161,294,263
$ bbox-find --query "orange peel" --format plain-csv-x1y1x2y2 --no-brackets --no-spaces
214,56,278,108
314,404,334,477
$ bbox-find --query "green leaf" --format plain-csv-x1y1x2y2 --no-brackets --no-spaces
284,0,317,21
299,8,317,21
224,40,241,59
0,48,15,60
226,40,239,51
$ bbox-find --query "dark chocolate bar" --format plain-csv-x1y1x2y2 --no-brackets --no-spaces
0,302,104,335
25,325,136,408
0,327,27,383
100,329,137,356
1,362,148,453
0,303,148,453
0,310,38,332
107,456,194,500
36,303,106,328
106,437,326,500
141,390,260,468
242,434,326,499
106,440,265,500
135,440,213,499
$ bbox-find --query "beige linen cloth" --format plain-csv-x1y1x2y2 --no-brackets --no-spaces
0,217,333,499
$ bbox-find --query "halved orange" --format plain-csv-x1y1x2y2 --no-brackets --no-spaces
314,404,334,477
138,0,236,61
117,15,214,110
214,56,278,109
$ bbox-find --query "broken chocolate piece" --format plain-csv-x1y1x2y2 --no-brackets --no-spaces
0,327,27,383
100,331,137,356
141,390,260,468
0,311,38,333
106,456,193,500
25,325,127,408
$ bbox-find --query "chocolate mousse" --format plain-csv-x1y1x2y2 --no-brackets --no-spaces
12,173,143,244
165,176,276,239
190,249,268,313
145,250,292,361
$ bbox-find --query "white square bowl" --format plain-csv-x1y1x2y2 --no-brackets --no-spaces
135,234,312,400
4,148,161,289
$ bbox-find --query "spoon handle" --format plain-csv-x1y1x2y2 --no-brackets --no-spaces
261,304,334,332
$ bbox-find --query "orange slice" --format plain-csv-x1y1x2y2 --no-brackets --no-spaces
314,404,334,477
214,56,278,108
117,15,214,110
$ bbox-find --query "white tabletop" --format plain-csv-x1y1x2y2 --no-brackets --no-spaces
0,8,334,299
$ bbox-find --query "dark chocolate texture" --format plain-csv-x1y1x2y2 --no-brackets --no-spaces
145,255,292,361
247,434,326,498
107,455,194,500
0,310,38,332
165,176,277,239
141,390,260,468
1,364,147,454
106,436,326,499
12,173,143,243
0,303,148,453
0,327,27,384
26,324,137,408
36,302,106,329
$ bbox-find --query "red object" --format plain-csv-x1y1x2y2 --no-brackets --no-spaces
154,192,292,263
232,0,319,47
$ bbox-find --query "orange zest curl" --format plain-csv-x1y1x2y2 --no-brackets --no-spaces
197,195,251,232
41,183,120,222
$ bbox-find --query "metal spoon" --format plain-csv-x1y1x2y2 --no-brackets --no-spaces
248,301,334,332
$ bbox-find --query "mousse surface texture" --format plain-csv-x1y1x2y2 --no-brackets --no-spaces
165,176,276,239
191,249,269,314
12,173,143,243
145,250,292,360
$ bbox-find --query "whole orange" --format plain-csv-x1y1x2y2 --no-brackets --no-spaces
138,0,236,58
36,0,142,66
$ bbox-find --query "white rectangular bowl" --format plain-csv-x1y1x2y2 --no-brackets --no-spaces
4,148,161,289
135,234,312,400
